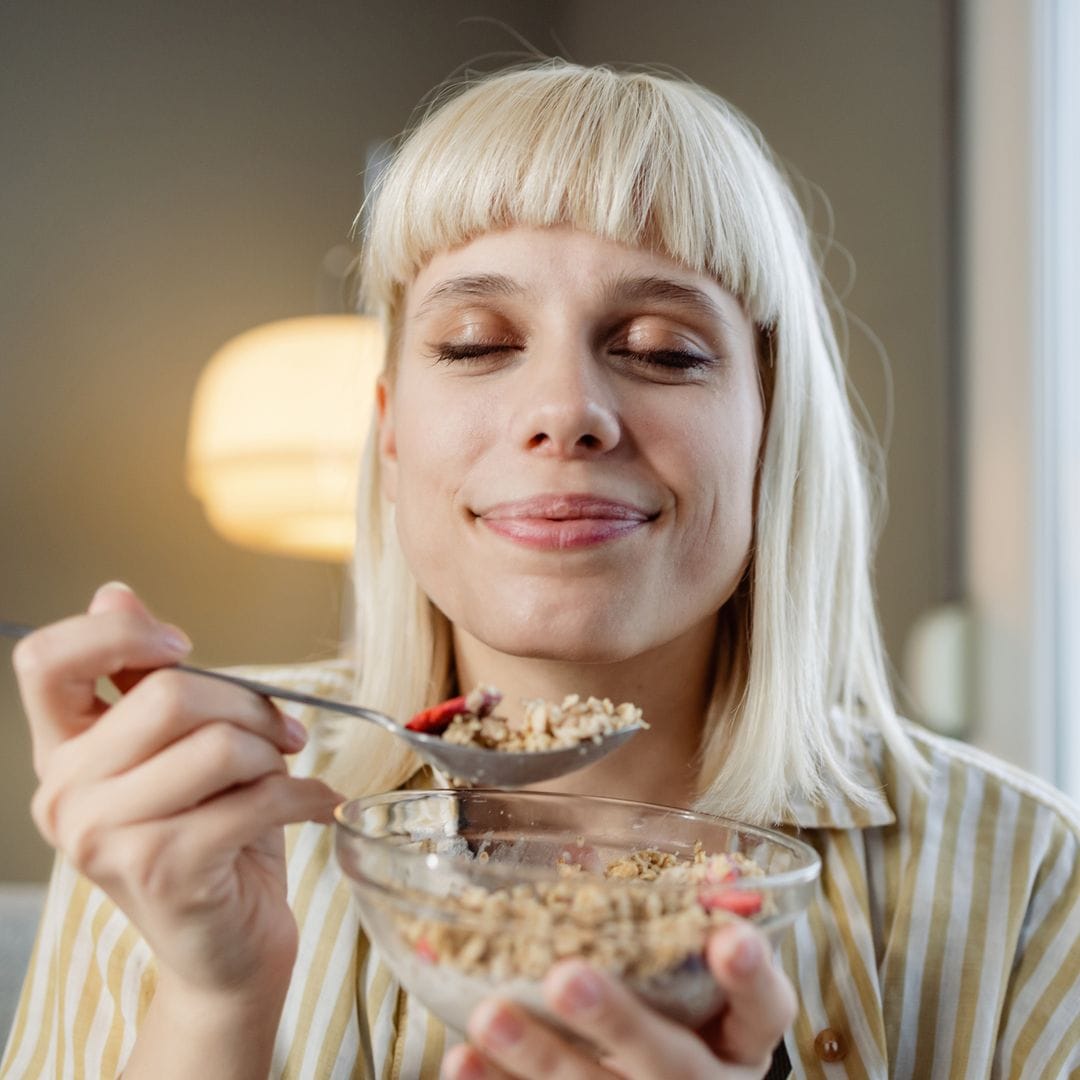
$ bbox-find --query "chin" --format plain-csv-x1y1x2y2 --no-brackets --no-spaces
466,608,652,664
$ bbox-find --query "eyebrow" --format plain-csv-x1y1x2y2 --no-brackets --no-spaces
412,269,736,334
600,273,736,334
413,274,528,318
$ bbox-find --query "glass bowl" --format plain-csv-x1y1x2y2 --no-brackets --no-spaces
334,789,820,1038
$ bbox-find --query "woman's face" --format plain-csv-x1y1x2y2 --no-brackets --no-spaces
378,226,764,663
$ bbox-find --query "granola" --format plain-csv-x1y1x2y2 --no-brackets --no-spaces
396,841,765,982
440,691,647,753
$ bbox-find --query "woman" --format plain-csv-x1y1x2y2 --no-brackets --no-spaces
4,62,1078,1080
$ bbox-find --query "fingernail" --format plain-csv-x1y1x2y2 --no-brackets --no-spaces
317,793,345,824
727,933,763,976
158,624,193,655
98,580,134,595
284,715,309,749
89,581,135,613
557,965,604,1012
478,1002,523,1049
444,1050,486,1080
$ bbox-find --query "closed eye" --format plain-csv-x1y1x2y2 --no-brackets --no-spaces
426,342,719,378
429,342,521,364
606,345,725,386
608,348,716,372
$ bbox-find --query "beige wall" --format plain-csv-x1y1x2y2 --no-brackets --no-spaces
0,2,955,880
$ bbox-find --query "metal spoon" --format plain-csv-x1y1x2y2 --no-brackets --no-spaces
0,620,644,786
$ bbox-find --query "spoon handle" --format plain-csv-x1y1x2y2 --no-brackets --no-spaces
0,620,396,732
171,666,399,730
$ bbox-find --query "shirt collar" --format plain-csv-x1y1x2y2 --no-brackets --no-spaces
776,722,896,831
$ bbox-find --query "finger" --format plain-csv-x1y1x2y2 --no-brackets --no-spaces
100,721,289,825
14,608,192,764
87,580,151,619
86,581,168,693
167,773,342,856
48,666,307,789
466,997,605,1079
67,774,341,905
701,924,797,1066
37,720,287,846
440,1042,516,1080
543,961,717,1080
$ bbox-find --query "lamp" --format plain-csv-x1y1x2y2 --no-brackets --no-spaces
186,314,384,561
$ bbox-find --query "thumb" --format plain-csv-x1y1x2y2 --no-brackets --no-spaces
87,580,153,619
87,581,189,694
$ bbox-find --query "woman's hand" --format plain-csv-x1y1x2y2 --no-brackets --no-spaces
442,922,797,1080
12,582,342,1006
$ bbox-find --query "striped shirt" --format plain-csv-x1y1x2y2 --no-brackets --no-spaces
3,660,1079,1079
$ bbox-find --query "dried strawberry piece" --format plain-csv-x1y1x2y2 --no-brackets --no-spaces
703,862,743,885
558,843,601,873
414,937,438,964
405,687,502,734
405,696,471,734
698,886,763,917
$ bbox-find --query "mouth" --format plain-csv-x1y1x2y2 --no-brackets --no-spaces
476,494,658,550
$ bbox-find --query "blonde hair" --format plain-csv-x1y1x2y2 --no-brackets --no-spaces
324,60,927,823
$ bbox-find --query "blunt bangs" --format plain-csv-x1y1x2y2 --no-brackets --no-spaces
361,62,791,334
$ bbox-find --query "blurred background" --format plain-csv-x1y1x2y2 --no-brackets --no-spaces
1,0,1076,893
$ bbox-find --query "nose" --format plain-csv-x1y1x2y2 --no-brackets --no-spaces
512,350,621,457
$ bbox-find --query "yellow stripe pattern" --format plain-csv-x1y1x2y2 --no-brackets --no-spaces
3,662,1078,1078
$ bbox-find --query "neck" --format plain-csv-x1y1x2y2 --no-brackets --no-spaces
452,618,718,810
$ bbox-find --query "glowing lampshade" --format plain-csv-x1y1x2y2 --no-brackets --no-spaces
186,315,384,561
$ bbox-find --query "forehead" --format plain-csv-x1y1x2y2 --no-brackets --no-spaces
405,226,749,325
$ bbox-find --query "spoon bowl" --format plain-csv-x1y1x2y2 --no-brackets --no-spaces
398,722,643,785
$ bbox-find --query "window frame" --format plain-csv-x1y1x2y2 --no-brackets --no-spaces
963,0,1078,799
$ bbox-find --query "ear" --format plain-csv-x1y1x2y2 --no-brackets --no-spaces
375,375,398,503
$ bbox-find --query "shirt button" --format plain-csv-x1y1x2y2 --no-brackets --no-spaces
814,1027,848,1062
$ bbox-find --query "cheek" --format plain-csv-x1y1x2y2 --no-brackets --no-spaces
650,390,762,501
657,399,762,576
388,376,490,583
394,388,487,493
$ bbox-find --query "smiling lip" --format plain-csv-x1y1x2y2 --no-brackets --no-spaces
478,495,655,550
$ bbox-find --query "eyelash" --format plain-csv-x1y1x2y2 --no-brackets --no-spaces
433,343,517,363
609,348,713,371
431,343,715,372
